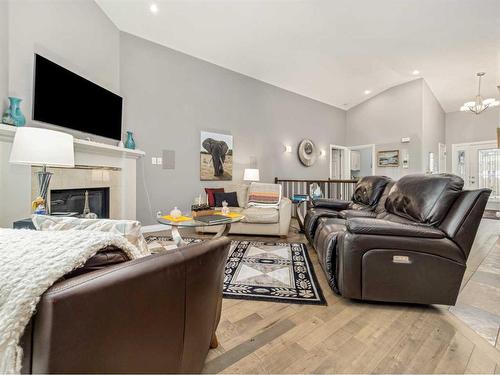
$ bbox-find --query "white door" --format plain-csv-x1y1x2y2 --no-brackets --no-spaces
438,143,446,173
330,148,342,179
329,145,351,179
478,147,500,203
452,141,499,202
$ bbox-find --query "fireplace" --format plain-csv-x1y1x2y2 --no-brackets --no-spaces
50,187,110,218
32,165,124,220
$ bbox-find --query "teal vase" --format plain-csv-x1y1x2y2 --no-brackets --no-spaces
124,131,136,149
2,97,26,127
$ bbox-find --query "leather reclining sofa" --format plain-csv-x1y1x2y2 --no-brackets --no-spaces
304,175,393,244
20,237,231,374
304,174,491,305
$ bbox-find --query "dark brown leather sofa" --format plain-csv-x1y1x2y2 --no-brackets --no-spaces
311,174,491,305
20,237,231,374
303,176,392,243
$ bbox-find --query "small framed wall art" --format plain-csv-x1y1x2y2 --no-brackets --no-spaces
200,131,233,181
377,150,399,167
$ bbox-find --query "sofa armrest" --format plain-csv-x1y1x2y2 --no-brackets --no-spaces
338,210,377,220
346,218,445,238
312,198,350,211
30,238,230,374
337,227,464,300
279,198,292,236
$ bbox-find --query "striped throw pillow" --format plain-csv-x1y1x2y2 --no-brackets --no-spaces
247,182,282,208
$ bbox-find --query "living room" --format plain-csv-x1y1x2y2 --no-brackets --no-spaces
0,0,499,374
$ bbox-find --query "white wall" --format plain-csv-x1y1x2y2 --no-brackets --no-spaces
346,79,423,179
7,0,120,126
120,32,346,224
0,0,8,108
1,0,495,227
422,80,445,172
346,78,446,178
0,0,121,227
445,107,499,171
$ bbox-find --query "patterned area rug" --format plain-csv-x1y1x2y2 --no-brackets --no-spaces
145,236,326,305
224,241,326,305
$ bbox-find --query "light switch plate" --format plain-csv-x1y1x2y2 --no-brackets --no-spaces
151,157,157,165
157,157,162,165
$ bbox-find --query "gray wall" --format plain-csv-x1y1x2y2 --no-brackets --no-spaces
7,0,120,135
0,0,8,110
422,80,445,172
357,147,373,178
120,33,346,224
346,79,423,179
445,107,499,171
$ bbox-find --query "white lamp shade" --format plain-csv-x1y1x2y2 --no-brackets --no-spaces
9,127,75,167
243,168,260,181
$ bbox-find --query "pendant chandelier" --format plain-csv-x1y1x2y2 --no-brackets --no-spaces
460,72,499,114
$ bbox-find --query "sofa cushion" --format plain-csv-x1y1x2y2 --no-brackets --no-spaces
241,207,279,224
352,176,392,207
346,217,446,238
303,208,340,244
385,173,464,225
205,188,224,207
338,210,377,219
64,246,129,279
313,218,346,293
247,182,281,208
224,184,249,207
214,191,239,207
374,181,395,214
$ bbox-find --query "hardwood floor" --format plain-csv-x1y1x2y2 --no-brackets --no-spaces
199,221,500,374
450,219,500,346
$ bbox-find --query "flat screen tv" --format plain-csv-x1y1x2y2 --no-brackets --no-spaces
33,54,123,141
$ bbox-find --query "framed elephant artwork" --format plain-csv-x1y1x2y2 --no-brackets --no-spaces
200,131,233,181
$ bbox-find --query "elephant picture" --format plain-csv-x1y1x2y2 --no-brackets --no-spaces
200,131,233,180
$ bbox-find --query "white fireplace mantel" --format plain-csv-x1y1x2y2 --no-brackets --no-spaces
0,124,145,158
0,123,145,227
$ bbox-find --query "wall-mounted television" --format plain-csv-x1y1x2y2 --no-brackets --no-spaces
33,54,123,141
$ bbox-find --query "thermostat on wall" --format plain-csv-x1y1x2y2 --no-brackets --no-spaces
401,137,411,143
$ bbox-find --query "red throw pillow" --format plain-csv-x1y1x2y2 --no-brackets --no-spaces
204,188,224,207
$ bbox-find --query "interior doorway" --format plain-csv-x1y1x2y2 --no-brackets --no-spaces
329,144,375,180
349,144,375,179
329,145,351,179
452,140,499,210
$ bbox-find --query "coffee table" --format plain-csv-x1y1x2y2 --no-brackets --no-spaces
157,215,243,247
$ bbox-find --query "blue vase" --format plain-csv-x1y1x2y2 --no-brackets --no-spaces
2,97,26,126
124,131,136,149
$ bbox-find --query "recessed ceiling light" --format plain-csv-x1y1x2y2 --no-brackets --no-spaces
412,70,420,75
150,3,159,14
364,90,371,95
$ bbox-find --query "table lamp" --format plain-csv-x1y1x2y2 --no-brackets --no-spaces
9,127,75,212
243,168,260,181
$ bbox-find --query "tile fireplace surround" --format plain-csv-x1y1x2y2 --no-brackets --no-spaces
31,166,120,219
0,124,145,227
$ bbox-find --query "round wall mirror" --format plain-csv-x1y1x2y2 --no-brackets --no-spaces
298,139,317,167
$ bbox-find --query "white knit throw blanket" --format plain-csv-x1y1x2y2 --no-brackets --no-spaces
0,228,143,374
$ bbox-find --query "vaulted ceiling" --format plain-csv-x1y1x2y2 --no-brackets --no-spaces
96,0,500,113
